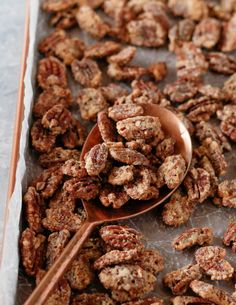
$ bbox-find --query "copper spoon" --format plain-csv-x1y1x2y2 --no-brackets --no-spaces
24,104,192,305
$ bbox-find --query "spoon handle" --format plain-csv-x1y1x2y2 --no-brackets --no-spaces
24,220,96,305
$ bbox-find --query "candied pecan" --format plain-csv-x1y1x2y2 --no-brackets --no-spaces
61,159,86,177
220,115,236,142
84,41,121,59
54,37,85,65
100,83,129,103
184,167,211,203
71,293,115,305
37,56,67,89
175,111,195,135
85,143,108,176
50,5,77,30
163,264,202,295
148,62,167,82
38,29,66,56
173,227,213,251
77,88,108,121
207,52,236,75
99,185,130,208
46,229,70,268
49,188,76,210
97,111,117,143
168,0,208,21
76,6,109,39
214,180,236,208
125,140,152,155
94,249,139,270
108,47,136,66
117,115,163,141
124,167,159,201
33,86,73,118
131,80,164,105
108,166,134,186
62,118,87,148
221,14,236,52
156,138,176,161
199,84,229,101
195,246,234,280
39,147,81,168
63,176,100,200
66,256,94,290
164,79,199,103
23,187,45,233
171,296,215,305
135,249,164,275
32,166,63,199
175,42,208,81
42,0,77,12
109,147,150,166
79,237,103,262
77,0,104,8
193,18,221,49
223,222,236,252
168,19,195,52
190,280,236,305
99,264,156,302
157,154,187,189
162,190,195,226
41,104,72,135
122,297,164,305
20,228,46,276
71,58,102,88
42,207,83,232
31,120,56,153
107,63,147,81
223,74,236,100
100,225,144,251
108,103,144,122
196,121,231,152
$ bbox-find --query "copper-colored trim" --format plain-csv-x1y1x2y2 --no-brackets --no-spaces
0,0,30,263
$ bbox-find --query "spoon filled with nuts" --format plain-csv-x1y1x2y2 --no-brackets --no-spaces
25,103,192,305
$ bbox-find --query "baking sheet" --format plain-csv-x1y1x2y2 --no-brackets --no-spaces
1,0,236,304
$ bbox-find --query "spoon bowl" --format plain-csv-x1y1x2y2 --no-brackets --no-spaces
24,104,192,305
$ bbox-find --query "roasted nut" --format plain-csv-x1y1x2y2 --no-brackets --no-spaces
62,118,87,149
99,185,130,208
31,120,56,153
37,56,67,89
85,143,108,176
77,88,108,121
207,52,236,75
49,188,76,210
100,225,144,251
20,228,46,276
107,63,147,81
162,190,195,226
195,246,234,280
148,62,167,82
173,227,213,251
99,264,156,302
46,229,70,268
76,6,109,39
62,159,87,178
50,6,78,30
108,103,144,122
42,0,77,12
38,29,66,56
221,14,236,52
71,293,115,305
175,42,208,81
122,297,164,305
108,166,134,186
192,18,221,49
164,79,199,103
135,249,164,275
168,19,195,52
66,256,94,290
108,47,136,66
171,296,215,305
84,41,121,59
116,115,164,141
100,83,129,104
23,187,45,233
131,80,164,105
39,147,81,168
198,84,229,101
125,140,152,155
33,86,73,118
163,264,202,295
41,104,72,135
109,147,150,166
168,0,208,21
214,180,236,208
97,111,117,142
42,207,83,232
223,74,236,100
71,58,102,88
156,138,176,161
190,280,236,305
223,222,236,252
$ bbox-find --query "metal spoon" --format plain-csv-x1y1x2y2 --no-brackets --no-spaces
24,104,192,305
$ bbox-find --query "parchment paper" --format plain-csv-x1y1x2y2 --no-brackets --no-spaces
1,1,236,304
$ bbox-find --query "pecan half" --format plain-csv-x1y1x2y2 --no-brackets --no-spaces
156,137,176,161
164,79,199,103
31,119,56,153
97,111,117,142
207,52,236,75
107,63,147,81
214,180,236,208
221,14,236,52
135,249,164,275
108,166,134,186
62,118,87,149
38,29,66,56
223,222,236,252
85,41,121,59
85,143,108,176
99,185,130,208
108,103,144,122
108,47,136,66
50,6,78,30
109,147,150,166
100,83,129,103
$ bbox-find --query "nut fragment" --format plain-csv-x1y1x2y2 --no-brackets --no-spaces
163,264,202,295
97,111,117,142
207,52,236,75
223,222,236,252
85,41,121,59
108,166,134,186
108,47,136,66
85,143,108,176
131,80,164,105
37,56,67,89
31,120,56,153
173,227,213,251
71,58,102,88
99,185,130,208
108,104,144,122
71,293,115,305
109,147,150,166
20,228,46,276
190,280,236,305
